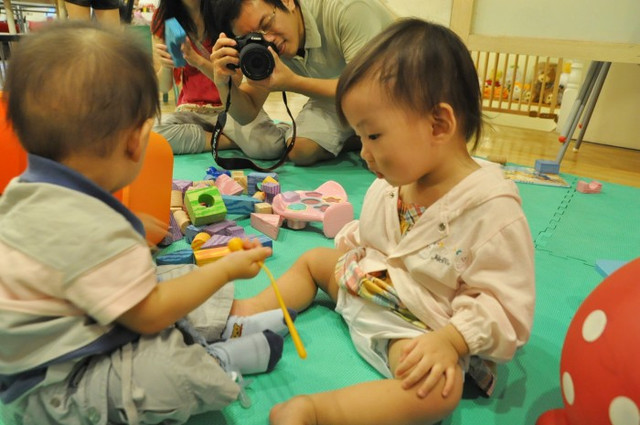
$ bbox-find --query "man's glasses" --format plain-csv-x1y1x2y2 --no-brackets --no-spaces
257,6,277,35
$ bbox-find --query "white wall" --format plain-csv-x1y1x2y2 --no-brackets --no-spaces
381,0,452,27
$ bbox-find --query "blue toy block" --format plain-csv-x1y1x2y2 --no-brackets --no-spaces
156,249,194,265
205,166,231,180
222,195,260,215
595,259,628,277
534,159,560,175
165,18,186,67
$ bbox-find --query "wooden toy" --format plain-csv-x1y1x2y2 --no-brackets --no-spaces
222,194,260,215
155,249,194,265
200,234,233,250
250,213,283,240
271,181,354,238
247,172,278,195
184,186,227,226
534,159,560,174
262,182,280,203
576,180,602,194
254,202,272,214
252,191,266,202
165,18,186,67
537,258,640,425
215,174,244,196
172,179,193,193
191,232,211,250
228,237,306,359
224,225,246,238
194,246,230,266
203,219,237,236
231,170,248,194
170,190,184,211
172,210,191,233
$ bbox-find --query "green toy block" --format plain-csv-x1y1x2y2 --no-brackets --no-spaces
184,186,227,226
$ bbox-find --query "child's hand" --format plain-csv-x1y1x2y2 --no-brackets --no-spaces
394,329,462,399
221,239,271,280
135,212,168,248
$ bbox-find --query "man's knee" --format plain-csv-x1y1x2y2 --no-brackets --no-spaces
287,138,333,166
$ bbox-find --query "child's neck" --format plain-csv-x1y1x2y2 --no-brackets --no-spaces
402,155,480,208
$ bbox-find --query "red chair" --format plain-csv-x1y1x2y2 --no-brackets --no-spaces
0,98,173,245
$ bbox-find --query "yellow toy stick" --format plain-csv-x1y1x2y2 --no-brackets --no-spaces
228,238,307,359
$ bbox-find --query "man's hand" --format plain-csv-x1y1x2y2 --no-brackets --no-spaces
211,32,243,88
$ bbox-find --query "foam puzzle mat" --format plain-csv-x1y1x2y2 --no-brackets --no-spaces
2,151,638,425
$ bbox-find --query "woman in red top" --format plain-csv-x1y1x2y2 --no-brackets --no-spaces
151,0,224,154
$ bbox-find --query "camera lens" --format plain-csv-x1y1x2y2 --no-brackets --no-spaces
239,43,275,80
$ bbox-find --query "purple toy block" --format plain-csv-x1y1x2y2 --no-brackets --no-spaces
201,234,233,249
203,219,237,236
224,225,246,238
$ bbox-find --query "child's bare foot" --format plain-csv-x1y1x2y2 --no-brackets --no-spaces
269,395,317,425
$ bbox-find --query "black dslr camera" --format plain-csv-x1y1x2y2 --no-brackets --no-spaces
228,32,278,81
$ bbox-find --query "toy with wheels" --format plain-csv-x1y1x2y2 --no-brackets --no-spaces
536,257,640,425
271,181,353,238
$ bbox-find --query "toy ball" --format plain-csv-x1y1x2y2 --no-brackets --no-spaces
537,258,640,425
227,237,244,252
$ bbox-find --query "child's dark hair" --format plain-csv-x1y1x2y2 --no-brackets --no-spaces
152,0,218,42
336,18,482,150
3,21,160,161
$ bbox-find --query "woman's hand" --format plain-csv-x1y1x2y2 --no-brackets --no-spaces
154,41,174,69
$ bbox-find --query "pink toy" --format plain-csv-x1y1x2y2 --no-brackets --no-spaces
251,213,283,240
537,257,640,425
271,181,354,238
576,180,602,194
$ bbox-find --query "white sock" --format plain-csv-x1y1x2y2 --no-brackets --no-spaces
207,330,283,375
222,308,297,339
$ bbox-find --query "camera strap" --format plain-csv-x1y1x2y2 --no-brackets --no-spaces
210,79,296,172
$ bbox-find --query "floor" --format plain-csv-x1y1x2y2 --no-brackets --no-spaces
161,91,640,188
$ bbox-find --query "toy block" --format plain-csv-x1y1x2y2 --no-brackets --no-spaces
262,176,278,185
230,170,247,194
172,179,193,193
203,219,237,236
222,195,260,215
577,180,602,194
165,18,187,67
156,249,194,265
251,213,283,240
254,202,272,214
254,234,273,249
194,246,231,266
184,224,206,242
191,232,211,250
534,159,560,174
262,182,281,203
215,174,245,196
205,166,231,180
247,172,278,195
252,191,266,201
184,186,227,226
201,234,233,250
224,225,246,238
159,212,185,246
170,190,184,210
172,209,191,233
272,181,354,238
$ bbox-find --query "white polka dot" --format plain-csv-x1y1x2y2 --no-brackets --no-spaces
582,309,607,342
562,372,575,406
609,396,639,425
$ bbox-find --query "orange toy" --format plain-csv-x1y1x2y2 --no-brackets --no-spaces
0,98,173,245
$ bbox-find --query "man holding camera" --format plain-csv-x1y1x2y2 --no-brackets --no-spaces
210,0,394,166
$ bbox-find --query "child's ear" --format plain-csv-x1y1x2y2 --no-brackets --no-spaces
126,118,154,162
431,103,457,140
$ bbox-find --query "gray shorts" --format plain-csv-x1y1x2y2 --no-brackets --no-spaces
4,265,239,425
225,97,355,158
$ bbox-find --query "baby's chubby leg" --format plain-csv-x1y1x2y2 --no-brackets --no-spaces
230,247,342,316
269,338,464,425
